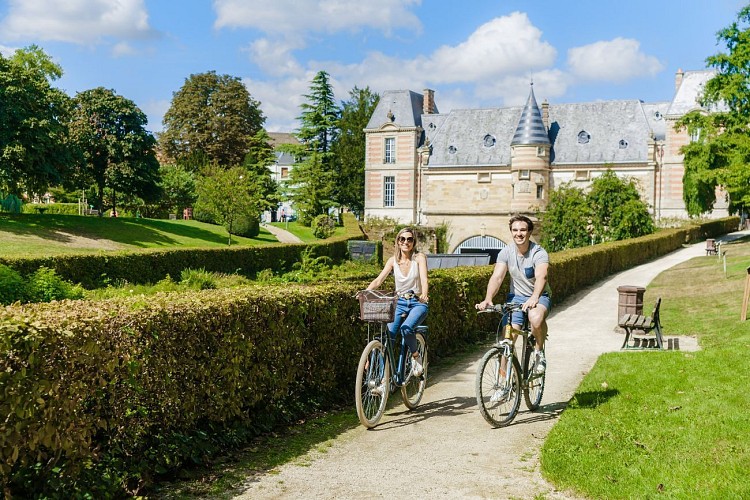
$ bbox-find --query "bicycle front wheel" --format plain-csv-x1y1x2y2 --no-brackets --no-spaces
401,332,427,409
475,346,521,427
355,339,390,428
524,344,546,411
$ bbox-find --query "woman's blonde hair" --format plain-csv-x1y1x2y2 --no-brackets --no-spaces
394,227,418,262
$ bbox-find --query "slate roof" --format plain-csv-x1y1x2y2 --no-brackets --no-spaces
546,100,654,164
511,85,550,146
366,90,435,129
368,71,720,169
666,70,720,116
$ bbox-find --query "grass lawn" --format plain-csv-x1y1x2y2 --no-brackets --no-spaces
0,213,278,257
269,221,347,242
542,237,750,499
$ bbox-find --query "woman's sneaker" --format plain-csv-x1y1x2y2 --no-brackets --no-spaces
490,386,511,403
533,350,546,375
411,354,424,377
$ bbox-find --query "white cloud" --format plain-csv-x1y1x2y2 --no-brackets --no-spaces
425,13,556,83
111,41,137,57
0,0,156,44
243,37,305,77
213,0,422,35
0,44,19,57
567,37,663,83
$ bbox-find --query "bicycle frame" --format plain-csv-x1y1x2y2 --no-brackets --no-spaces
367,322,411,387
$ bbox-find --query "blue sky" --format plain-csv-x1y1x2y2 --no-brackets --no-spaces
0,0,745,134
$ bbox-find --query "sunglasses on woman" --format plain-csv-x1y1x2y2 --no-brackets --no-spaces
398,236,414,243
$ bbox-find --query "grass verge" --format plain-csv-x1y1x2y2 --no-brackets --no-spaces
541,237,750,499
0,213,276,257
269,221,346,243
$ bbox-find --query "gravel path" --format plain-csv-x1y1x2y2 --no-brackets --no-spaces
262,223,303,243
234,241,711,499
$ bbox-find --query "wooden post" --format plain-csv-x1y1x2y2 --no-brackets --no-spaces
742,267,750,321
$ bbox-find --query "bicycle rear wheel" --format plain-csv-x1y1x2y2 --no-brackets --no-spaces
401,332,427,409
523,342,546,411
475,346,521,427
355,339,390,428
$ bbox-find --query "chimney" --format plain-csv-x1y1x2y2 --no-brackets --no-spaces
675,68,684,92
423,89,435,114
541,99,549,130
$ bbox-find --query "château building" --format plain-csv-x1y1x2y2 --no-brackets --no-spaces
363,69,728,255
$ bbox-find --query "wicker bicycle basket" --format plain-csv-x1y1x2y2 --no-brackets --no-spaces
358,290,397,322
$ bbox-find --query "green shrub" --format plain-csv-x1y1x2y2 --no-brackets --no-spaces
312,215,336,239
0,194,23,214
27,266,84,302
180,268,217,290
229,215,260,237
22,203,81,215
0,264,26,304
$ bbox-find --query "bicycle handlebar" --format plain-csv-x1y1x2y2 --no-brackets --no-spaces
476,302,525,314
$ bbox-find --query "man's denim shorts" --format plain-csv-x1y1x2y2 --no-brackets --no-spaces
507,293,551,326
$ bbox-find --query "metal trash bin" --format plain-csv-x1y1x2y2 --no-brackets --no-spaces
617,285,645,322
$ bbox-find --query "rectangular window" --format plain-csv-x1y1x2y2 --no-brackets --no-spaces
477,172,491,183
384,137,396,163
281,167,289,179
536,185,544,199
690,127,701,143
383,176,395,207
519,169,530,180
575,170,589,181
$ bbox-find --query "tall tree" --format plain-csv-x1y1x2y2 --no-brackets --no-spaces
287,71,340,224
587,170,652,241
676,5,750,216
296,71,339,154
0,47,72,196
243,129,281,210
331,86,379,215
160,71,265,168
194,166,266,245
158,163,197,216
539,183,591,252
68,87,160,214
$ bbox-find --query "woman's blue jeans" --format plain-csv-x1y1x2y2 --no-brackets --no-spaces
388,297,428,354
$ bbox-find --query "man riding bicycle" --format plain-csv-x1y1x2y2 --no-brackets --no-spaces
476,214,551,375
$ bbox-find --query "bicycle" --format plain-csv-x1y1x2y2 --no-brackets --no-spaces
475,302,546,427
354,290,428,428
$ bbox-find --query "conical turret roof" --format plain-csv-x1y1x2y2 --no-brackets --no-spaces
511,84,550,146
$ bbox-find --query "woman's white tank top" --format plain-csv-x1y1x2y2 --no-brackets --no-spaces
394,254,421,294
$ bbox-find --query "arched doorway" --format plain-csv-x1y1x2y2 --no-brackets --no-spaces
454,235,507,264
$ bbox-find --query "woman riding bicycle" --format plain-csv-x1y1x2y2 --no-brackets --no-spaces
476,214,551,375
365,227,429,377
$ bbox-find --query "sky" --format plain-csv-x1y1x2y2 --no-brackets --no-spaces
0,0,746,134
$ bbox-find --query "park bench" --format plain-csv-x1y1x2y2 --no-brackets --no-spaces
619,297,664,350
706,238,717,255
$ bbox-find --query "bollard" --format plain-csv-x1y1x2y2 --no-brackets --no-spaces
742,267,750,321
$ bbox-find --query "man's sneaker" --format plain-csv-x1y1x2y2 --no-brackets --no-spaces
490,386,511,403
411,354,424,377
533,350,546,376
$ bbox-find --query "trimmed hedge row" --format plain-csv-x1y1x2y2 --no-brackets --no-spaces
0,213,365,289
0,217,738,496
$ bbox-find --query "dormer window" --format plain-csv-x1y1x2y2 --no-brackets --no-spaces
618,139,629,149
577,131,591,144
483,134,496,148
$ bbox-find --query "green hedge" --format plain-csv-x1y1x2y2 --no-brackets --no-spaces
0,216,738,496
